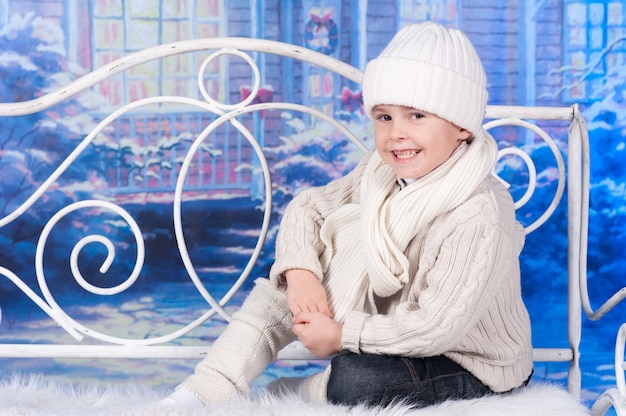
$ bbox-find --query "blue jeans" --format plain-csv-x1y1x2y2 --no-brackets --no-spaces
326,351,493,408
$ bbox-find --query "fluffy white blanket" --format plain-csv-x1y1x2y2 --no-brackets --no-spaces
0,374,591,416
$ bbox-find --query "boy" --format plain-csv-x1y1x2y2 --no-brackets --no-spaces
161,21,533,409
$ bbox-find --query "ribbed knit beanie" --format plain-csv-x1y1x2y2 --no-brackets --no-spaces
362,22,488,135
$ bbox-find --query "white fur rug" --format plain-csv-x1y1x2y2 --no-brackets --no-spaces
0,373,591,416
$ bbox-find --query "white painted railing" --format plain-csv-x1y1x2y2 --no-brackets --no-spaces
0,37,622,414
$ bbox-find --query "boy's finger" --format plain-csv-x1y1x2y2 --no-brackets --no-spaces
291,322,304,335
292,312,313,324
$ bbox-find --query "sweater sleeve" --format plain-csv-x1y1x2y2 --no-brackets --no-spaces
341,192,525,357
268,152,372,286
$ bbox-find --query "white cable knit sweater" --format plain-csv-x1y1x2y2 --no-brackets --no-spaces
269,151,533,396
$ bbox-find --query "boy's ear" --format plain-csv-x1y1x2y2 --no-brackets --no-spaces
459,128,472,140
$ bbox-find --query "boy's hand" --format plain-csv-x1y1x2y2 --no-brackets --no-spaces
292,312,342,357
285,269,332,319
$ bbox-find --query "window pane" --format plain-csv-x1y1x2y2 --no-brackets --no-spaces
608,2,624,25
399,0,429,21
606,51,625,71
589,3,605,25
608,26,625,44
127,19,159,49
203,79,222,101
94,0,122,16
129,61,159,78
399,0,458,28
94,19,124,48
309,73,321,98
127,1,159,18
590,27,604,49
163,21,189,42
446,1,458,21
98,78,123,106
163,55,191,76
569,26,587,47
198,53,221,73
196,22,220,38
323,72,334,97
197,0,221,17
590,51,603,74
430,0,444,20
162,0,188,18
567,3,587,26
571,50,587,67
127,79,158,101
163,78,192,97
93,51,122,67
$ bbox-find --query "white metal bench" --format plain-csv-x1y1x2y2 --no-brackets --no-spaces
0,38,624,415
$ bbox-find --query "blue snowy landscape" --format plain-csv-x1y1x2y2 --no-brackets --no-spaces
0,4,625,414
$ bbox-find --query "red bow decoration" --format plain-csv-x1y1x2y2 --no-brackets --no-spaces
240,85,274,117
310,12,333,32
341,86,363,114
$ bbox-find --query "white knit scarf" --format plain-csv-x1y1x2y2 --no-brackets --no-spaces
319,129,498,322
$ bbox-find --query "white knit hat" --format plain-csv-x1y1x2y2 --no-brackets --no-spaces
362,22,488,135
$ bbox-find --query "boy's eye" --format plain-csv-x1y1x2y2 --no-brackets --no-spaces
375,114,391,121
410,112,425,119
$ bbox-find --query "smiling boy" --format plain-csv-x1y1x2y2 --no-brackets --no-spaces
373,105,472,179
161,22,533,409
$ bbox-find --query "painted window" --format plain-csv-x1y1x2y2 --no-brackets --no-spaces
90,0,224,106
563,0,626,101
398,0,460,28
301,0,342,118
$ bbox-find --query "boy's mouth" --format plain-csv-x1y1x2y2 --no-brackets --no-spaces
393,150,420,160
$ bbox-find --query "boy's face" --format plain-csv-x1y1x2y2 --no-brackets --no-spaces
372,105,472,179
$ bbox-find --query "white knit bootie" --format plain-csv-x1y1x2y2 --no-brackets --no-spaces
157,388,203,409
266,367,331,403
176,279,295,404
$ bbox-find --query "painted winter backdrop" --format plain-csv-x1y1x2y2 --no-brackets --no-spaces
0,7,624,409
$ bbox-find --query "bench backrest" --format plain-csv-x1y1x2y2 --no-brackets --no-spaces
0,37,601,399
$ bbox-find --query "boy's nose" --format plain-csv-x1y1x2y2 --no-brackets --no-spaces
390,122,408,140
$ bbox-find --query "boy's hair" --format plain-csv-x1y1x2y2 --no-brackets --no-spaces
362,22,488,135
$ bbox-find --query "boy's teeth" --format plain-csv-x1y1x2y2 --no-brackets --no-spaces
394,150,417,159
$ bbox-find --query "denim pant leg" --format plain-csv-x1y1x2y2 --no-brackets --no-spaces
326,351,492,408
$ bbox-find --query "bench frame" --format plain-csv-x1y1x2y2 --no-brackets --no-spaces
0,37,623,414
